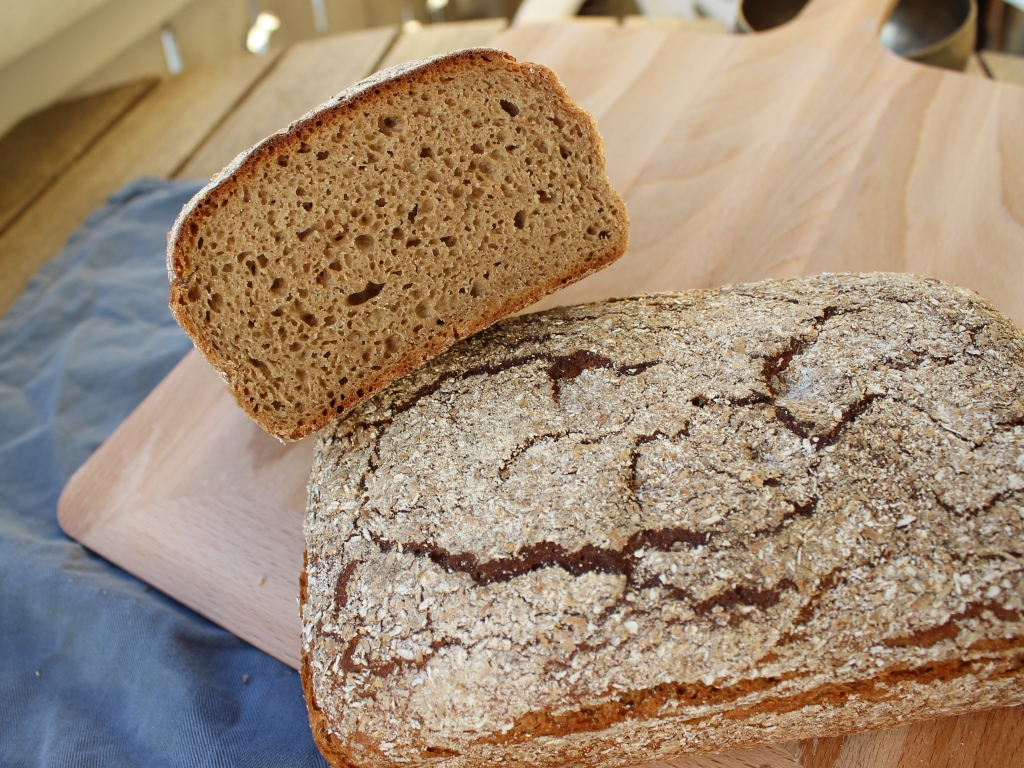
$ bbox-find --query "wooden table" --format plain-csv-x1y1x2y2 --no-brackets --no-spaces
4,12,1024,768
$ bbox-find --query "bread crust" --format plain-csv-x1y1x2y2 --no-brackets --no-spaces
302,274,1024,767
301,556,364,768
168,49,628,441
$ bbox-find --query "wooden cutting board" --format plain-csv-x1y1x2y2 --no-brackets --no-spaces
59,1,1024,765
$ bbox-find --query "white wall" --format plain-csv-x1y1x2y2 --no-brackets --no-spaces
0,0,522,138
0,0,110,70
0,0,196,136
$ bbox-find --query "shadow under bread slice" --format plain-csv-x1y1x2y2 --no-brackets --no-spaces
303,272,1024,768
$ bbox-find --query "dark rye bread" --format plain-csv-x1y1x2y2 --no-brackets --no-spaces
302,273,1024,768
167,49,628,440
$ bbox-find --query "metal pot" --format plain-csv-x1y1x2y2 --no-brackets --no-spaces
879,0,977,70
737,0,977,72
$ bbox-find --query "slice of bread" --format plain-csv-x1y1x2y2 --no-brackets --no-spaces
168,49,628,440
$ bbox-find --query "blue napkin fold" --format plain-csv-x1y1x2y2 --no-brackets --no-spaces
0,178,327,767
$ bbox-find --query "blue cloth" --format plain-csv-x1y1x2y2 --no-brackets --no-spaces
0,178,328,767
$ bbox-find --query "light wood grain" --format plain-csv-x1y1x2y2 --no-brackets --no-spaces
176,27,398,181
497,0,1024,329
60,350,314,668
496,20,686,144
622,14,728,32
980,49,1024,84
0,77,155,235
642,743,801,767
58,7,1024,766
0,53,277,317
374,18,509,71
786,705,1024,767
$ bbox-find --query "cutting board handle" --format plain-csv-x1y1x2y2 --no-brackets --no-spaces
794,0,901,38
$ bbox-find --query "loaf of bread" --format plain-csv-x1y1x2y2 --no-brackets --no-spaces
167,49,628,440
302,273,1024,767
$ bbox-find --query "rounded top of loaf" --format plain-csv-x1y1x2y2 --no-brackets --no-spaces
303,273,1024,767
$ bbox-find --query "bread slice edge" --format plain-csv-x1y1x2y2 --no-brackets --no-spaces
167,49,629,441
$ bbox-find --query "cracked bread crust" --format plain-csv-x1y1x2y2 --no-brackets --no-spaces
167,49,628,441
303,273,1024,767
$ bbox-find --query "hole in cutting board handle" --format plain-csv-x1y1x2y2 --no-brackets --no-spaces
738,0,809,32
738,0,976,72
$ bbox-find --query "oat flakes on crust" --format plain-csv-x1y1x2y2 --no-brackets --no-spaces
303,273,1024,767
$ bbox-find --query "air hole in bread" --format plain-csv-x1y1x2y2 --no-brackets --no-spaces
347,282,385,306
